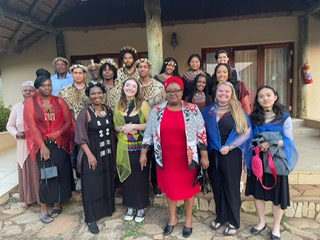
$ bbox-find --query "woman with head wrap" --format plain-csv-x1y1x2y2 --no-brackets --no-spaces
24,69,75,224
6,81,39,207
75,82,117,234
140,76,209,238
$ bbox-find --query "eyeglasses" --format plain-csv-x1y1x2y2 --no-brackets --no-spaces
166,89,182,94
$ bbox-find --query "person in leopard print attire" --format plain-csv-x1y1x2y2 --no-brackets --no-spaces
117,46,140,84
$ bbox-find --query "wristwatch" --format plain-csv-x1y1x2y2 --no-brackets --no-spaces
229,145,234,151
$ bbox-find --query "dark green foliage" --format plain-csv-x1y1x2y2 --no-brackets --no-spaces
0,106,11,132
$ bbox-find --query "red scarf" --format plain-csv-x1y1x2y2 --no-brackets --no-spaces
24,93,75,160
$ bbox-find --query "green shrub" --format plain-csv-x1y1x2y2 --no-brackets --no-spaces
0,106,11,132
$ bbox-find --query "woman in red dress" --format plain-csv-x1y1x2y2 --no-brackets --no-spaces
140,76,209,238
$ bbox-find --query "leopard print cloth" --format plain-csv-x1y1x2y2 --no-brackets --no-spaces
140,78,166,108
116,67,140,84
58,84,88,119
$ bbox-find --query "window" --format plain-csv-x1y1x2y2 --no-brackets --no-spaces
202,43,294,111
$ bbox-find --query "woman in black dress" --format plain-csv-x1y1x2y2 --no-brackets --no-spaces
202,81,251,236
113,77,151,223
75,82,117,234
246,86,298,240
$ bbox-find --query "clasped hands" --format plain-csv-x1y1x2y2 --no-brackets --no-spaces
122,122,138,135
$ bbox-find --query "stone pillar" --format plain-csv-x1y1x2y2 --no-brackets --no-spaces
55,32,66,58
297,16,308,118
144,0,163,77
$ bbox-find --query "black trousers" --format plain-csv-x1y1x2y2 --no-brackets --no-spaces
208,149,242,229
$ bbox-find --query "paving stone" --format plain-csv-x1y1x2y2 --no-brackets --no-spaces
36,214,80,239
241,201,255,213
283,222,318,240
303,201,309,217
308,202,316,218
286,218,320,229
10,211,39,224
285,203,296,217
1,225,22,236
143,223,163,235
23,221,45,236
280,231,303,240
104,218,123,230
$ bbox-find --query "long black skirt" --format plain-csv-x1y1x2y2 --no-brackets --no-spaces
81,152,115,223
245,171,290,210
122,151,150,209
36,142,73,205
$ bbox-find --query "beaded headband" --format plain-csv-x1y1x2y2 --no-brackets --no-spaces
87,59,101,69
69,64,88,73
164,60,177,67
52,57,69,66
136,58,152,67
100,58,118,69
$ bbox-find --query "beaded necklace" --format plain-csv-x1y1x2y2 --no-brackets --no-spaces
216,103,230,120
38,95,55,127
193,91,206,103
264,108,276,123
91,104,109,138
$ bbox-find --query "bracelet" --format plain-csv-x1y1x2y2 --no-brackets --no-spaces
229,145,234,151
120,125,125,132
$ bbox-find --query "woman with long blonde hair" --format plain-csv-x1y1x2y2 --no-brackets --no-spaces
202,81,252,237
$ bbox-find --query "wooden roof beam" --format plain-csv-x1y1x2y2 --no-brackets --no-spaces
14,30,48,54
304,0,320,16
0,5,56,33
47,0,66,23
11,0,44,43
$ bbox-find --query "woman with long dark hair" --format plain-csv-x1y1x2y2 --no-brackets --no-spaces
246,85,298,240
212,63,252,114
154,57,180,84
184,73,213,111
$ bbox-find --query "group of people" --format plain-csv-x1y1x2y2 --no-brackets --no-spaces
6,46,298,240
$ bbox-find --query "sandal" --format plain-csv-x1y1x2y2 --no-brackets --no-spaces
223,225,237,236
210,221,222,230
40,214,54,224
51,207,63,218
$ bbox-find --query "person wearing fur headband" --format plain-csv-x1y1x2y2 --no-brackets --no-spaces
88,59,102,84
117,46,140,84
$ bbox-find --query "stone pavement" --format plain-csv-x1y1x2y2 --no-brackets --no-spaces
1,193,320,240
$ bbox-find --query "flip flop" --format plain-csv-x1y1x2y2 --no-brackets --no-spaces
51,207,63,218
40,214,54,224
223,226,237,236
210,221,222,230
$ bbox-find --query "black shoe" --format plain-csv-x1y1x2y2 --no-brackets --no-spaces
251,225,266,235
163,224,175,235
154,186,163,196
87,221,99,234
271,233,281,240
182,226,192,238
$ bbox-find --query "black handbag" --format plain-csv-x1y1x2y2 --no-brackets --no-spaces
193,167,211,194
40,159,58,183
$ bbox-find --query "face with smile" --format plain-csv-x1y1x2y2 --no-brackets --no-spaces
164,64,175,76
102,65,114,81
138,62,150,79
123,53,134,69
189,57,201,71
123,79,138,99
54,60,68,75
216,83,232,105
216,65,229,82
38,80,52,98
22,86,35,100
217,53,229,64
89,66,100,80
89,86,104,106
72,68,86,84
196,76,206,92
166,82,183,106
257,87,278,109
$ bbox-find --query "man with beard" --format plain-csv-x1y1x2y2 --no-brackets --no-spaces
51,57,74,96
136,58,166,196
88,59,102,84
99,58,121,108
58,64,88,191
117,46,140,84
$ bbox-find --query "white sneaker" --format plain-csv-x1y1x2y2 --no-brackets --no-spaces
124,207,136,221
135,208,145,223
